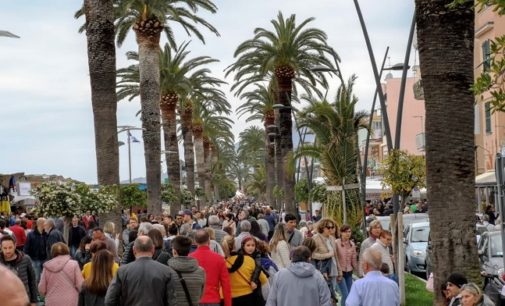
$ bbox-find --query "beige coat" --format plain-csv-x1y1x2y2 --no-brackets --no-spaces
312,234,342,275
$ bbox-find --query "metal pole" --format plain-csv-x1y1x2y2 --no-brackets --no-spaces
353,0,393,152
128,130,132,184
362,47,389,234
394,13,416,150
342,178,347,224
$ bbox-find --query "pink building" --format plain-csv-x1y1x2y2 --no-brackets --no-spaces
383,71,426,157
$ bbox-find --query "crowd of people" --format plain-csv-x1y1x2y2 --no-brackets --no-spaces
0,199,490,306
364,199,428,217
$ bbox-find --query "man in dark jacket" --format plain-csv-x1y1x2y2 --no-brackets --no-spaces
168,236,205,306
44,218,65,259
105,236,177,306
68,215,86,258
0,235,38,305
23,217,47,283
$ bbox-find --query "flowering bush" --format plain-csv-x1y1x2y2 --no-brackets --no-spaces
76,184,119,214
33,182,119,217
32,182,82,218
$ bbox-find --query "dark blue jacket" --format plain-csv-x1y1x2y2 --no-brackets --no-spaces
23,229,47,261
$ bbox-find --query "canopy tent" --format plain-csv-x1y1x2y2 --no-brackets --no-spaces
476,171,496,187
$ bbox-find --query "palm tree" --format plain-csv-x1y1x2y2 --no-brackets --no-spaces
115,0,219,214
115,46,215,213
415,0,479,302
238,85,276,205
180,71,227,202
237,126,265,170
297,76,368,227
192,95,233,206
245,165,267,202
209,138,237,200
226,12,336,215
82,0,121,227
159,42,219,213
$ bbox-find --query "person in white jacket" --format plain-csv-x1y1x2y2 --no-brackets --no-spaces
270,223,291,269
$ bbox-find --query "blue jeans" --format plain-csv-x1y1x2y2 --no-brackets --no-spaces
32,259,44,284
337,271,353,306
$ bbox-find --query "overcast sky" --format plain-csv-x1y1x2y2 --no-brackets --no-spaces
0,0,415,184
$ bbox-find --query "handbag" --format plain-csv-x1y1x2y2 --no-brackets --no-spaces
426,272,434,293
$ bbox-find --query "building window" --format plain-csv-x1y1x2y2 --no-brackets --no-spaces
485,102,492,133
482,40,491,72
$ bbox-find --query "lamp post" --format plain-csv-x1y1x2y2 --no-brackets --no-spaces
0,30,19,38
118,125,143,184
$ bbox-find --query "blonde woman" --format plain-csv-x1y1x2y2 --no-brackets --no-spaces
269,223,291,269
103,222,119,255
460,283,494,306
204,227,225,257
222,234,236,258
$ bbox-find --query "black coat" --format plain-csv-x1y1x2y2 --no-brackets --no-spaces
79,286,105,306
104,257,177,306
0,250,38,303
68,225,87,248
46,228,65,259
23,228,47,261
153,248,171,265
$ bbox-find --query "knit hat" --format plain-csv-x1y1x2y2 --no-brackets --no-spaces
446,272,467,288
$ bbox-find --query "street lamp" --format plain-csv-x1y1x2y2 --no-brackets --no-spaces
0,30,20,38
118,125,143,184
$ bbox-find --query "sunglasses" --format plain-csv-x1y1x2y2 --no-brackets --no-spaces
326,226,335,229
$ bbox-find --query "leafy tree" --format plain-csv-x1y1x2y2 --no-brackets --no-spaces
160,184,178,208
381,150,426,207
295,178,310,204
119,184,147,209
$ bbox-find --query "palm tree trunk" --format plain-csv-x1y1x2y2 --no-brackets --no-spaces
415,1,479,303
193,125,205,208
136,34,162,215
84,0,121,227
160,94,181,215
212,150,220,201
265,132,275,206
204,140,212,204
276,72,296,215
274,110,283,210
180,103,195,203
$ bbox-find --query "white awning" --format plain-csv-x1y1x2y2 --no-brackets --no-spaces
476,171,496,186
